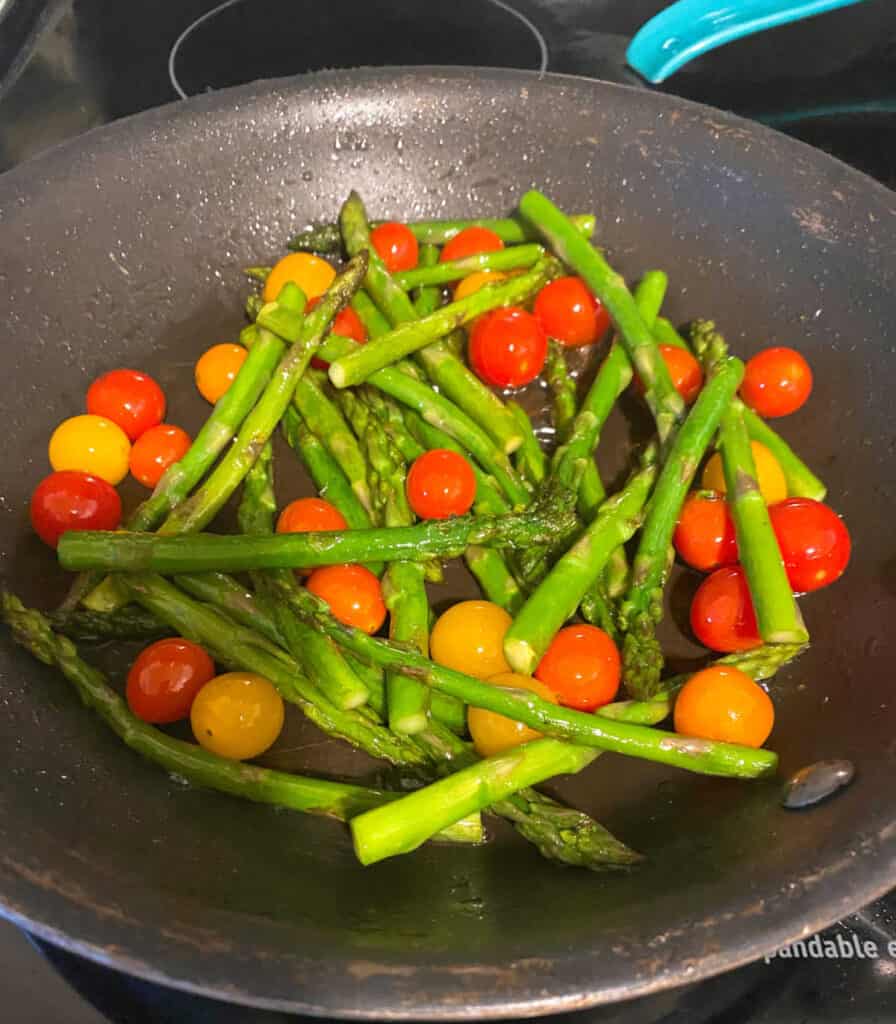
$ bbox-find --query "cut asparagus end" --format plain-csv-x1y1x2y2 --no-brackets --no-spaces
766,628,810,645
503,636,539,676
328,362,349,389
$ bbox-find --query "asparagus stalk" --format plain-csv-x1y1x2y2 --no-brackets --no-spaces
351,740,620,865
251,318,532,505
621,352,746,699
741,405,827,501
508,402,547,487
287,213,597,254
504,456,657,675
394,244,544,289
239,445,371,712
1,595,479,842
653,317,691,351
157,253,368,536
545,341,578,439
121,574,433,769
48,605,168,642
719,404,808,644
519,191,686,446
267,584,778,778
351,290,393,338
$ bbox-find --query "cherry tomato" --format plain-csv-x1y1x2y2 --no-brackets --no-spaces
768,497,851,593
194,343,248,404
129,424,191,488
741,347,813,418
406,449,476,520
533,276,611,348
674,665,774,748
660,345,704,404
190,671,284,760
126,638,216,724
277,497,348,574
305,295,368,369
86,369,166,441
440,226,504,263
467,672,557,758
702,440,787,506
29,470,121,548
263,252,335,303
306,564,387,634
453,270,507,302
469,307,547,388
534,624,621,711
690,565,761,653
673,491,738,572
49,414,131,486
370,222,419,273
430,600,512,679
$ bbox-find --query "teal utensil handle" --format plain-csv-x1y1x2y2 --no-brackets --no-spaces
627,0,867,84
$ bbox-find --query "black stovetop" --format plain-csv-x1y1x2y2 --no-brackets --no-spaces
1,1,894,1020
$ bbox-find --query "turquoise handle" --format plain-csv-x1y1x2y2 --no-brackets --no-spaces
626,0,867,84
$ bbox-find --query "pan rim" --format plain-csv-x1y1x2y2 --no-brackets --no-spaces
1,64,894,1018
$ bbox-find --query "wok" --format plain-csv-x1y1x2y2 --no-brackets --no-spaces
0,67,894,1017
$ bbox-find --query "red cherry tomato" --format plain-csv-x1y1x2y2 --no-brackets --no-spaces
129,424,191,488
277,497,348,535
440,226,504,263
306,564,387,634
126,638,216,724
306,295,368,369
637,346,704,404
740,347,813,418
29,470,121,548
533,276,611,348
769,498,851,593
673,491,738,572
86,369,166,441
469,307,548,388
534,624,621,711
406,449,477,520
690,565,762,653
370,222,419,273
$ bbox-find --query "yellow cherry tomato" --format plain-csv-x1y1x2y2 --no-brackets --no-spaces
190,672,284,761
430,600,512,679
48,414,131,485
263,252,336,302
702,440,788,505
468,672,558,758
453,270,507,302
194,343,248,404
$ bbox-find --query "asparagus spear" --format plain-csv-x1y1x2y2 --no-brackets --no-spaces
49,605,169,642
252,316,532,505
519,191,686,446
1,595,479,843
339,195,526,454
239,444,371,712
621,350,746,699
741,405,826,501
157,253,368,537
653,317,691,351
504,455,658,675
394,244,544,289
59,486,578,574
287,213,597,254
719,403,808,644
545,340,578,438
508,402,547,488
351,290,393,338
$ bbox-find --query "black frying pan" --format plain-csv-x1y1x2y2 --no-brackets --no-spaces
0,68,894,1018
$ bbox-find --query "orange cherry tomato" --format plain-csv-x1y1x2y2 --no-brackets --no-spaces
263,252,335,302
306,564,387,634
467,672,558,757
636,345,704,404
469,306,547,388
126,638,216,724
430,600,512,679
674,665,775,748
406,449,476,520
673,491,739,572
740,347,813,418
370,222,419,273
534,624,621,711
86,369,166,441
533,276,611,348
195,343,248,404
305,295,368,369
690,565,762,653
440,226,504,263
453,270,507,302
190,671,284,760
129,424,191,488
277,497,348,574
